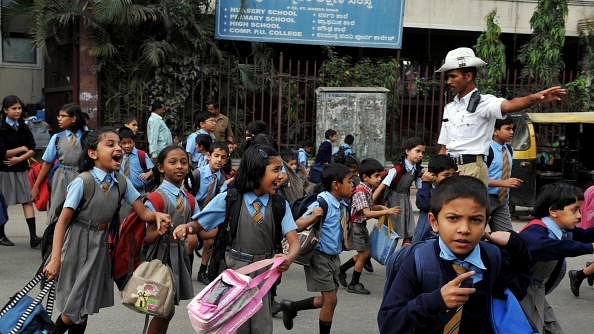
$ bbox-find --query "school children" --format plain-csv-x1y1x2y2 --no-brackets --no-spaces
487,117,522,232
278,149,307,203
280,163,353,333
333,134,354,164
413,154,458,242
31,103,87,226
173,145,300,334
142,145,203,333
0,95,40,247
339,158,400,294
378,175,531,334
191,141,229,285
519,182,594,332
118,127,154,193
185,112,216,169
296,139,313,177
42,128,171,334
122,116,139,135
374,137,429,246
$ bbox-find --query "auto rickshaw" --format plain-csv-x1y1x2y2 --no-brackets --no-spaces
509,112,594,209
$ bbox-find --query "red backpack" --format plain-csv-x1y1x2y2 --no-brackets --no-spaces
110,190,196,290
27,159,50,211
387,163,404,189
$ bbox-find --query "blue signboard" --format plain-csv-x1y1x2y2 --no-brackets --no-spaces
216,0,405,49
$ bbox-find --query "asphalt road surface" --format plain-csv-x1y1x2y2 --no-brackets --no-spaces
1,205,593,333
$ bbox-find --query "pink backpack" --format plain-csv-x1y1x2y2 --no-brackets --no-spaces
187,257,284,334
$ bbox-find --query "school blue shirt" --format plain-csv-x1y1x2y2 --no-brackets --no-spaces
487,141,513,196
63,167,140,209
185,129,215,163
192,191,297,236
301,191,348,255
194,165,227,202
145,180,200,217
120,147,154,189
41,129,83,163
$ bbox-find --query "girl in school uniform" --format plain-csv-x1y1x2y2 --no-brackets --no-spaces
374,137,432,246
173,144,300,334
42,128,171,334
0,95,40,247
31,103,87,224
142,145,202,334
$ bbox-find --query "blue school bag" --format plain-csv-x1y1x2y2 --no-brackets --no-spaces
0,273,55,334
382,238,537,334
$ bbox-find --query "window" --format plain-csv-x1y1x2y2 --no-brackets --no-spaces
1,0,39,65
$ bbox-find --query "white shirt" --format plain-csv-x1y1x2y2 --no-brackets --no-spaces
437,88,505,156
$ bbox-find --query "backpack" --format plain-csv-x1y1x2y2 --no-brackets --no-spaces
381,238,537,334
40,171,127,261
185,169,225,203
387,163,404,189
333,145,348,164
284,194,329,265
207,189,286,281
188,257,284,334
27,159,50,211
27,119,51,150
137,149,148,172
110,189,196,290
486,144,513,168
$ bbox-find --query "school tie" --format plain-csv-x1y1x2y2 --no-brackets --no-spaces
340,205,349,249
12,124,18,131
252,200,263,224
443,264,469,334
176,192,185,214
203,174,217,207
101,175,112,193
123,154,130,176
498,146,511,201
69,133,76,147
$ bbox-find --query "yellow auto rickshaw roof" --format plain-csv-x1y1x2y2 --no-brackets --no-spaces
526,112,594,124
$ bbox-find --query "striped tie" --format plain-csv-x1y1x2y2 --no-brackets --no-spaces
202,175,217,207
176,193,185,214
340,205,350,250
69,133,76,147
498,146,511,201
123,154,130,176
443,264,469,334
252,200,263,224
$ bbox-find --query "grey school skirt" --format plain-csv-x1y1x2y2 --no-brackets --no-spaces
0,171,31,205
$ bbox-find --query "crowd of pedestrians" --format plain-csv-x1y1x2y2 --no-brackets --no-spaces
3,47,594,334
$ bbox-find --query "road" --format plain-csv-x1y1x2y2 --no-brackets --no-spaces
1,204,593,333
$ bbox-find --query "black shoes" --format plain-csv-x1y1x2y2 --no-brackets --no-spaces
280,299,297,330
30,236,42,249
271,300,282,317
587,262,594,287
364,259,374,273
347,283,370,295
0,236,15,246
569,270,584,297
197,272,210,285
338,271,347,287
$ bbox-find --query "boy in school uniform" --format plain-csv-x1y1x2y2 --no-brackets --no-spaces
378,175,531,334
280,163,353,334
296,140,313,177
413,154,458,242
185,111,216,169
118,127,154,193
487,116,522,232
315,129,337,166
339,158,400,294
519,182,594,333
191,141,229,284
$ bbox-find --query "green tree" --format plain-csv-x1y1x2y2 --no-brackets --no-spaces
474,9,506,95
517,0,568,87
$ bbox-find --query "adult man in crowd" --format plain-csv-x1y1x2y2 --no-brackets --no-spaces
147,101,172,160
436,47,566,185
206,102,235,145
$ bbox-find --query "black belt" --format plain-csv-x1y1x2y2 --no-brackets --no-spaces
450,154,484,165
227,248,273,263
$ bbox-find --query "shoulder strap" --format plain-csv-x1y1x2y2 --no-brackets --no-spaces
146,191,165,212
317,196,329,224
480,241,502,286
78,172,96,211
520,218,546,233
184,190,196,212
487,146,494,168
505,143,513,155
137,149,147,172
114,172,127,201
225,189,242,246
270,193,287,251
